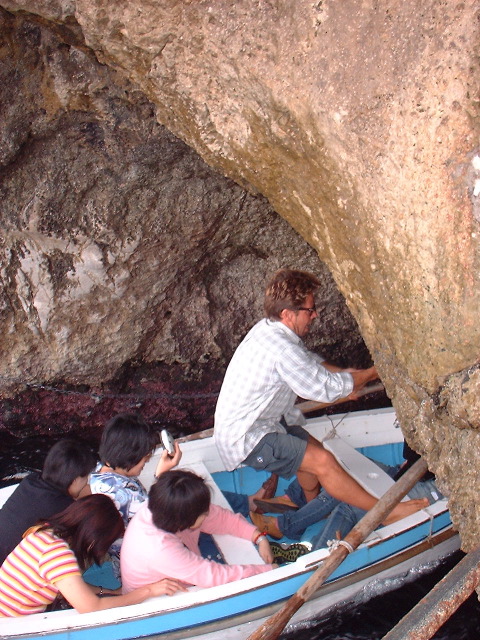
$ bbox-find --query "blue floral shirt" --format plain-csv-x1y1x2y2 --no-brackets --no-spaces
89,465,148,578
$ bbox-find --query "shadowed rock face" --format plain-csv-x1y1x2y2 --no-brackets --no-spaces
0,1,479,549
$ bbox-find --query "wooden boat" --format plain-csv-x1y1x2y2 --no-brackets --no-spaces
0,406,459,640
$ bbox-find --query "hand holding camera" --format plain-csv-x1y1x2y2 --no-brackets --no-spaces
154,430,182,478
161,429,175,456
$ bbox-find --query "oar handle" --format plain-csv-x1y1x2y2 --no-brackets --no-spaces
297,382,385,414
247,457,429,640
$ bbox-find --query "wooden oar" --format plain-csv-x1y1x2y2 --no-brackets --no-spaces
247,457,429,640
297,381,385,414
381,546,480,640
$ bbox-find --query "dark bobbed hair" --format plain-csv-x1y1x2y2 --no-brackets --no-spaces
148,470,211,533
264,269,321,320
41,439,97,494
99,413,158,471
41,494,124,570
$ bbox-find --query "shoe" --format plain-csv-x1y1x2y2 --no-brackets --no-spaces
249,511,283,540
253,496,299,514
270,541,310,565
250,474,279,513
261,473,279,500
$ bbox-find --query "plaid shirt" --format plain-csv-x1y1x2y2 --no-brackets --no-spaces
214,319,354,470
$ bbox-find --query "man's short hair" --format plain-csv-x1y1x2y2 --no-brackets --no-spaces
264,269,321,320
41,439,96,494
99,413,158,471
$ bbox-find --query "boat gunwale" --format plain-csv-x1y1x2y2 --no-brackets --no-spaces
0,527,458,640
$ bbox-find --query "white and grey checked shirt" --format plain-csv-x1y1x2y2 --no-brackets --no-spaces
214,319,354,470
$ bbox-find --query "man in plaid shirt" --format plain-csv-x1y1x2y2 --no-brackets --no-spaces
214,269,426,524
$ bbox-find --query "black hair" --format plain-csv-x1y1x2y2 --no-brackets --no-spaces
41,494,124,571
99,413,158,471
148,469,211,533
41,439,96,494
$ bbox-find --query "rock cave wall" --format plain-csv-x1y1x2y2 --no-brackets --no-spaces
0,1,479,550
0,6,370,443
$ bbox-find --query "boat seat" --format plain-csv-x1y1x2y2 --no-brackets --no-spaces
0,483,17,509
180,460,266,566
323,437,409,501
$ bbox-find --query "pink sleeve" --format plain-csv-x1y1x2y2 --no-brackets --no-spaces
200,504,258,541
160,535,272,587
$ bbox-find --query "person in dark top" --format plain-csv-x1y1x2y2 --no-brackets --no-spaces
0,439,96,566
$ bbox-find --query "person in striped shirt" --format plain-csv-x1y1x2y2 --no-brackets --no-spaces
0,494,186,617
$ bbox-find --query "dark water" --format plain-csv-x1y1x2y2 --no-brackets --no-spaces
281,550,480,639
1,432,479,639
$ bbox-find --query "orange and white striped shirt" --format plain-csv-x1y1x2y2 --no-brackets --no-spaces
0,527,80,617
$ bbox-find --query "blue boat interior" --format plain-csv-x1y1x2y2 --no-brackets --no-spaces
84,441,406,589
213,441,406,546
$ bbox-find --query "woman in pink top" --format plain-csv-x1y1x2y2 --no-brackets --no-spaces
121,470,275,593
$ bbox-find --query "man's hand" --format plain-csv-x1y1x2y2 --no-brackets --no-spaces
350,366,379,393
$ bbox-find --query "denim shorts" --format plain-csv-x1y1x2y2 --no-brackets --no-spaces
242,425,309,479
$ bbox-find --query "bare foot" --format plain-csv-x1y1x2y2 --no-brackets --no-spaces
383,498,429,525
248,475,278,512
248,488,264,512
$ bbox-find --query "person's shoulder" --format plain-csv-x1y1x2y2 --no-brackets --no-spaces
90,469,128,490
248,318,284,340
0,474,72,535
241,318,266,340
130,500,150,520
35,529,78,567
256,319,301,351
29,470,71,493
228,320,271,358
125,502,156,535
17,471,43,491
27,526,65,550
4,472,63,505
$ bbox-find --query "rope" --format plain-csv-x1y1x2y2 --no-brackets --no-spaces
327,538,355,554
322,413,349,441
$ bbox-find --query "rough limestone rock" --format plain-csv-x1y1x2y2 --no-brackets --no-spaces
1,1,479,549
0,2,369,454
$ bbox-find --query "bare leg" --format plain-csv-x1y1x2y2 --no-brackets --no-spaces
299,437,428,524
296,469,320,501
